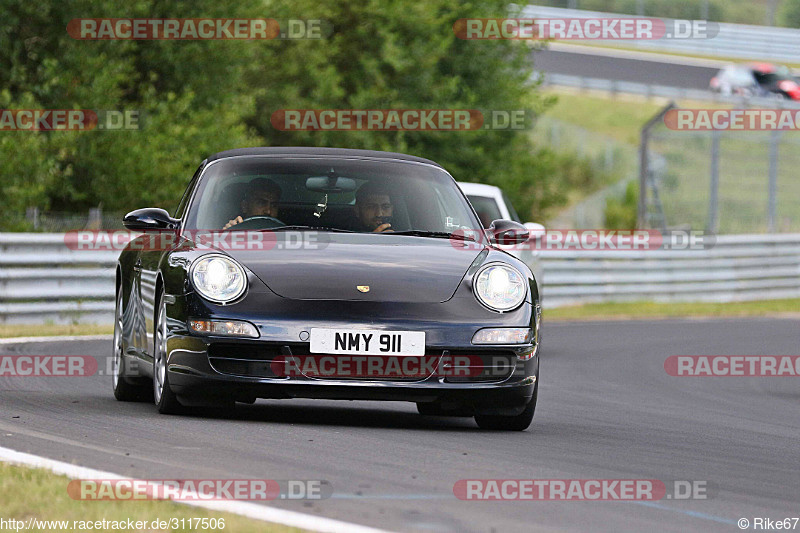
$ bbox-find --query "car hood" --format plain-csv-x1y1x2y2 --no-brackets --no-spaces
222,233,484,303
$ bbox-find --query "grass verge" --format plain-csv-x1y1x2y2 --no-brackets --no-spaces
0,324,113,339
541,89,733,144
542,88,800,233
545,299,800,321
0,462,306,533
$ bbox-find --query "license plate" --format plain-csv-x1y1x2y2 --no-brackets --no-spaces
309,328,425,356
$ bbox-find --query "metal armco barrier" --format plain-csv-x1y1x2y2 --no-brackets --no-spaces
521,5,800,63
0,234,117,325
539,73,800,107
1,233,799,324
540,234,800,307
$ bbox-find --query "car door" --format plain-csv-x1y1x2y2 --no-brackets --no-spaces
134,162,205,363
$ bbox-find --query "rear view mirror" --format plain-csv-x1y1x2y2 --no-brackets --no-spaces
306,176,357,193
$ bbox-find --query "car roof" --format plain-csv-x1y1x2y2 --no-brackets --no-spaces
748,62,778,73
206,147,443,168
457,181,503,197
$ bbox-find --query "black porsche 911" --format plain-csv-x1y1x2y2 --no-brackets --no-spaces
113,147,541,430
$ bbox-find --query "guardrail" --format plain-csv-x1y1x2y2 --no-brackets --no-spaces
0,234,117,325
540,234,800,307
540,72,800,106
1,233,799,324
521,5,800,63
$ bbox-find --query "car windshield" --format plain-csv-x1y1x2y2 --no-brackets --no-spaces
183,157,481,234
753,65,792,84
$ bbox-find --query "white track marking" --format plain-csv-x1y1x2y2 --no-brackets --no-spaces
0,335,111,345
0,446,392,533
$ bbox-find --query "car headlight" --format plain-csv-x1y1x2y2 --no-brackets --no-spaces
190,254,247,304
473,263,526,312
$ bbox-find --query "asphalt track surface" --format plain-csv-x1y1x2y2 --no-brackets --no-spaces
1,317,799,532
532,49,718,90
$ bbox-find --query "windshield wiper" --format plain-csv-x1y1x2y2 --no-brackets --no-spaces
387,230,478,242
266,225,356,233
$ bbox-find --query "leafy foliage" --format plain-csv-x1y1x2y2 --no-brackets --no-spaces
604,181,638,229
0,0,577,228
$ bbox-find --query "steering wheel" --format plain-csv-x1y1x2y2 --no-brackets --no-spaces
226,216,285,230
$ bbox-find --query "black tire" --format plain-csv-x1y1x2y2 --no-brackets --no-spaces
153,289,183,414
474,383,537,431
112,290,149,401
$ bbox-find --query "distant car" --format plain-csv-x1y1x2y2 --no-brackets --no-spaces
457,182,544,295
113,148,541,431
710,63,800,100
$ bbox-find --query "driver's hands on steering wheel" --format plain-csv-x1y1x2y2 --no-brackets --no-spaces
223,215,284,230
223,216,245,230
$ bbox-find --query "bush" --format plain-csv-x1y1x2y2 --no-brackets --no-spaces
604,180,639,229
0,0,564,228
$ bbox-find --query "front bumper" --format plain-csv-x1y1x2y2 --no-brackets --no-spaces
165,333,538,414
161,281,539,414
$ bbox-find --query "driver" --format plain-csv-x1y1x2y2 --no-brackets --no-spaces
223,178,282,229
353,181,395,233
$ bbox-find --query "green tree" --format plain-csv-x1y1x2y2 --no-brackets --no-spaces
246,0,558,220
0,0,571,228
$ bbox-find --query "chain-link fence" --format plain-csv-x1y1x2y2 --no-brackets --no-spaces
534,115,638,173
1,208,127,232
639,102,800,234
532,115,639,227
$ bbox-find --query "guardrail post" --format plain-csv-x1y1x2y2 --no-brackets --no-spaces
88,207,102,230
706,130,720,234
25,207,40,231
638,130,649,228
767,130,780,233
639,102,676,229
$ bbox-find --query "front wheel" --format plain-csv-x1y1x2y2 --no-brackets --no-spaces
153,290,183,414
474,383,537,431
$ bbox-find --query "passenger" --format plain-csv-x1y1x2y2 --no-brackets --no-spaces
352,181,394,233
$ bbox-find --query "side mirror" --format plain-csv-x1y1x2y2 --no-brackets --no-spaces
123,208,179,231
487,219,529,245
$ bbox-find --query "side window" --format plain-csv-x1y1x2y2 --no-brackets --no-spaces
467,195,502,229
174,162,205,219
502,191,522,223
